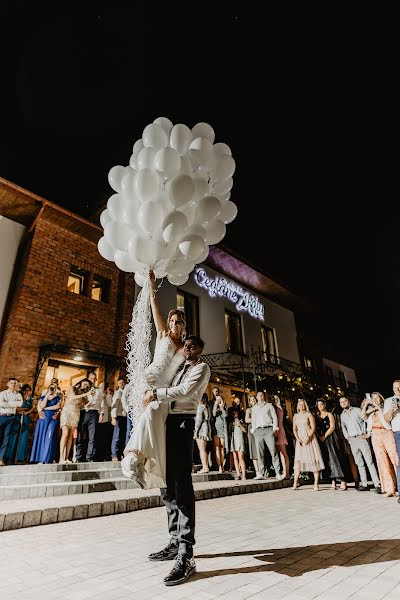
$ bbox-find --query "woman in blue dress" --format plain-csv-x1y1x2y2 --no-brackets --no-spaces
6,384,34,463
30,384,61,463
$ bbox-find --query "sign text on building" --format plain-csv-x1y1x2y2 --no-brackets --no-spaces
194,268,265,320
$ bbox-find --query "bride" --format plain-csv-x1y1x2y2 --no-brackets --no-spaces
121,270,186,489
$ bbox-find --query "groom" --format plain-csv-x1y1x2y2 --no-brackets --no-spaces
144,335,210,586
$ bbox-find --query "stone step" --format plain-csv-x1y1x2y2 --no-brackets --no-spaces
0,477,292,531
0,468,124,485
0,469,237,499
0,461,118,473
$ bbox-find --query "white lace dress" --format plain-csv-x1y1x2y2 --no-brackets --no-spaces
123,333,185,489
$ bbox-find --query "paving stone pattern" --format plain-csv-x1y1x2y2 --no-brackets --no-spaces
1,484,400,599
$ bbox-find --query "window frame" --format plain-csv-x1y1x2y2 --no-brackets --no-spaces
225,308,244,355
176,288,200,337
67,266,89,296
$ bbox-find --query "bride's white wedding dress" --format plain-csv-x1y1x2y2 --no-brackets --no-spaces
122,333,185,489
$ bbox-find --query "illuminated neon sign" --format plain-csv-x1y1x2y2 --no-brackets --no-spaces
194,268,265,320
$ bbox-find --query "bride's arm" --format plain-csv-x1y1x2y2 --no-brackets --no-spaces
149,271,168,334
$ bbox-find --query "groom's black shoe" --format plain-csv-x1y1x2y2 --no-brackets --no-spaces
164,554,196,586
148,541,179,561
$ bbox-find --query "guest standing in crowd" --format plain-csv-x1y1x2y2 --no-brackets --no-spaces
316,398,347,490
6,384,34,464
340,396,381,492
293,399,325,490
76,371,104,463
364,392,398,497
273,395,290,480
59,380,90,464
111,378,127,462
0,377,23,466
384,380,400,502
194,393,211,473
245,395,259,475
229,408,247,480
251,391,283,481
212,395,228,473
96,382,113,461
30,383,62,464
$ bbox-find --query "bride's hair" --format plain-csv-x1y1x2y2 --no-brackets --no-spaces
167,309,186,339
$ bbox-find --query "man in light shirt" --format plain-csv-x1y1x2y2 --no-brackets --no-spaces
76,371,104,463
383,379,400,503
251,391,283,481
111,378,127,461
340,396,380,492
0,377,23,465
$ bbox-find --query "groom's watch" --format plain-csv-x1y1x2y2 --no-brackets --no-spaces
152,389,158,401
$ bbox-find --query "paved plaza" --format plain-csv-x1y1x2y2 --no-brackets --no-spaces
1,484,400,600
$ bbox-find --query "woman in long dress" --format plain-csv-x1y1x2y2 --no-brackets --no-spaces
121,271,186,489
272,395,290,480
6,384,34,464
59,380,90,464
30,385,62,464
316,398,347,490
293,398,325,490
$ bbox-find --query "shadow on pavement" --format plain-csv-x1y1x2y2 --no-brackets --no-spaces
194,539,400,579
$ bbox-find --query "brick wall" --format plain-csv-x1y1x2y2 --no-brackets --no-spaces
0,215,135,391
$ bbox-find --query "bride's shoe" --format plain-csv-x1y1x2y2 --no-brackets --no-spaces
121,452,146,489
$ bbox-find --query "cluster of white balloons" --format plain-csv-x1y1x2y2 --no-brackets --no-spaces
97,117,237,287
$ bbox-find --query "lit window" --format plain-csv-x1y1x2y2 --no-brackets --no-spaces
225,309,243,354
91,275,110,302
304,357,313,370
176,290,199,336
67,268,88,295
261,325,278,363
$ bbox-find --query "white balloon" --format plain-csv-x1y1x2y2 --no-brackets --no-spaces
178,234,206,259
142,123,168,150
129,150,140,170
154,147,181,179
192,122,215,144
132,139,144,153
212,176,233,195
98,236,115,261
180,153,194,176
137,147,156,170
114,250,138,272
167,256,195,276
212,142,232,156
194,243,209,264
162,211,188,243
120,169,136,197
170,124,193,156
124,194,141,227
100,209,112,229
167,174,194,208
205,219,226,244
138,200,167,236
215,154,236,181
153,116,173,136
167,273,189,286
128,235,168,267
107,194,126,221
135,272,147,287
134,168,160,202
104,221,134,252
108,165,126,193
217,191,231,202
219,200,238,224
195,195,221,223
189,137,213,164
186,223,207,240
191,177,209,205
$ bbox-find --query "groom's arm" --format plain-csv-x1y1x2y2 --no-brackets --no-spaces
156,363,211,402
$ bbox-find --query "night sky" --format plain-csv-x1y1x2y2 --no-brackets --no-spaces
0,2,396,393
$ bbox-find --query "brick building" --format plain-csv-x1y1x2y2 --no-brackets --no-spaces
0,178,134,393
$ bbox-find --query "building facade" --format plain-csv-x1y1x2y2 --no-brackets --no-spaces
0,178,359,406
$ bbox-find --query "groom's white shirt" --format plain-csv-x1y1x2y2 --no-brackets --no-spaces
156,361,211,415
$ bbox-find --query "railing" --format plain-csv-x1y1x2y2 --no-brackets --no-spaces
202,350,359,397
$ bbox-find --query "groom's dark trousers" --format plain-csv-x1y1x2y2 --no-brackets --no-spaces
160,414,195,557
